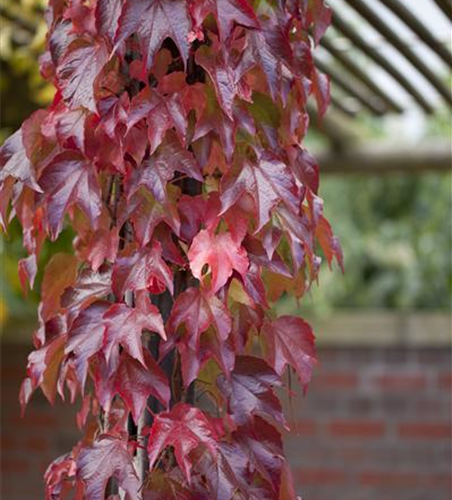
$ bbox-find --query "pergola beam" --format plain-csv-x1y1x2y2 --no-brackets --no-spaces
346,0,452,106
317,143,452,174
320,37,404,113
330,94,359,117
315,58,387,115
307,104,363,149
332,11,434,113
432,0,452,21
378,0,452,68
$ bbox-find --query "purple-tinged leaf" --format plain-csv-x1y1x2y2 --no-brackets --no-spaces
76,435,139,500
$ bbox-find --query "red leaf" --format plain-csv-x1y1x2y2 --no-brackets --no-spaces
308,0,332,45
127,133,202,204
178,193,220,242
245,17,294,102
234,416,284,492
112,243,173,299
221,153,299,232
76,435,139,500
76,393,91,430
83,227,119,272
127,87,187,154
217,355,285,426
191,87,237,165
41,253,79,321
147,403,218,481
311,67,330,118
143,470,197,500
288,145,319,194
0,129,43,192
44,452,77,500
39,151,102,239
64,0,96,36
103,291,166,366
61,265,112,319
95,0,123,44
167,287,232,386
115,0,191,71
18,254,38,294
315,214,344,272
196,45,253,119
188,230,249,294
65,301,110,391
127,189,181,248
262,315,316,389
192,441,250,500
189,0,259,42
57,38,109,112
53,107,88,152
242,262,269,308
25,333,66,406
275,204,316,274
114,350,170,423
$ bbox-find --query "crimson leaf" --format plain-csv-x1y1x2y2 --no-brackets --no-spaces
112,243,174,299
190,0,260,41
262,315,317,390
220,153,300,232
57,38,109,112
166,287,232,386
103,291,166,366
217,355,285,426
65,301,109,391
76,435,139,500
39,151,102,239
188,229,249,294
115,0,191,71
114,351,170,423
147,403,218,482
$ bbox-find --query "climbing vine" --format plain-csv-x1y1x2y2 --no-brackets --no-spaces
0,0,342,498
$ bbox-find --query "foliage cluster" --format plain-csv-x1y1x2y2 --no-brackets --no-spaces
0,0,342,498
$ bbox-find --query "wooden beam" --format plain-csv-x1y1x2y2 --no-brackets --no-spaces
330,94,359,117
332,11,434,113
315,58,387,115
307,104,363,149
317,142,452,174
0,6,36,34
321,37,404,113
378,0,452,68
346,0,452,107
432,0,452,21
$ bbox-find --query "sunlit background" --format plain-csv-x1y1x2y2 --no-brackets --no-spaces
1,1,451,499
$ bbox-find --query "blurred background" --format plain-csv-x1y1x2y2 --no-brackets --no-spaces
0,1,451,499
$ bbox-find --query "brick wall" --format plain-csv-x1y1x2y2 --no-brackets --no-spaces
1,343,80,500
285,346,452,500
1,341,451,499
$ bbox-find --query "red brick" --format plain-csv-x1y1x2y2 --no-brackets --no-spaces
1,459,29,474
360,471,420,488
286,419,318,435
329,419,385,438
398,423,451,439
12,410,58,429
426,473,452,488
0,365,26,382
25,436,49,453
1,434,17,451
374,373,427,390
295,467,347,485
438,373,452,390
340,448,366,462
313,372,358,390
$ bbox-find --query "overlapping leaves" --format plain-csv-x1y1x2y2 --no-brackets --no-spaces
0,0,340,499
